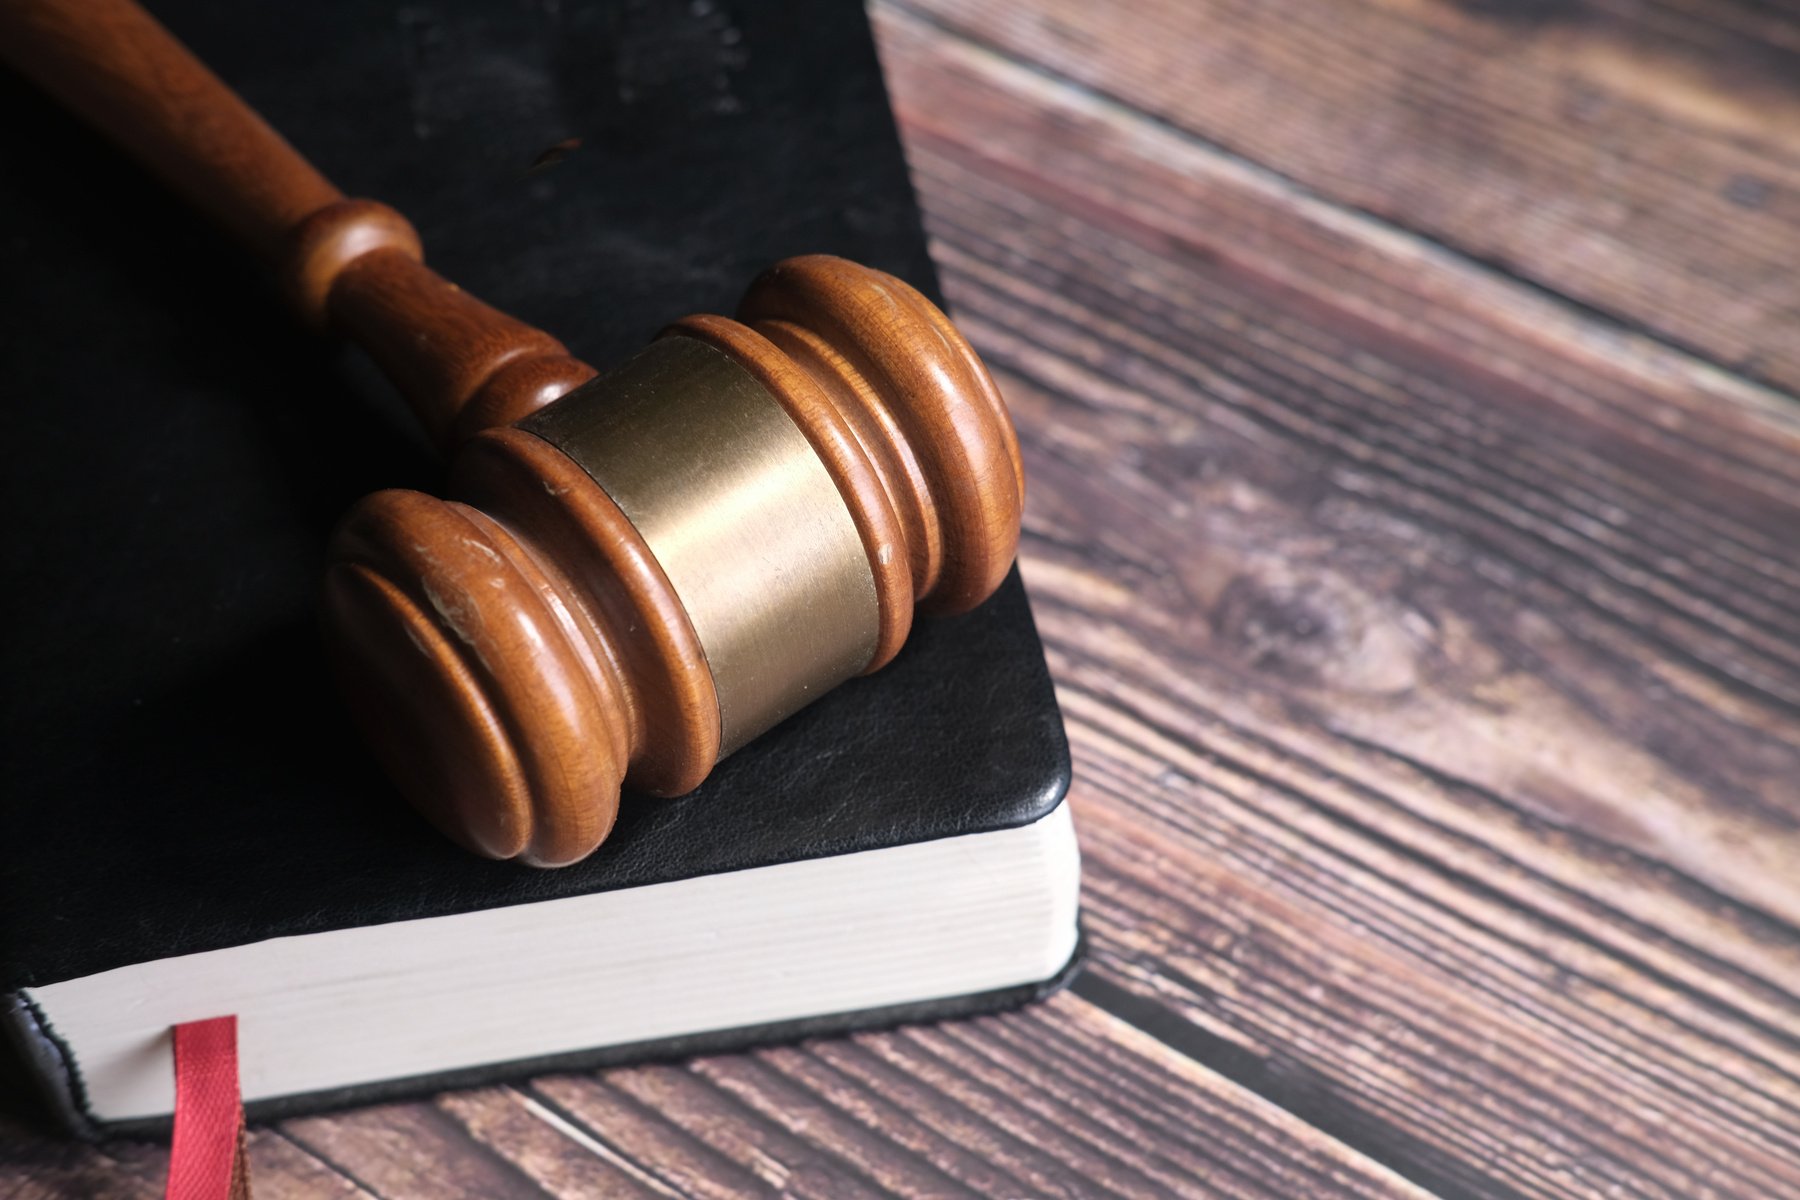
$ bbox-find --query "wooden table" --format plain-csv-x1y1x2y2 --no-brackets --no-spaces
7,1,1798,1195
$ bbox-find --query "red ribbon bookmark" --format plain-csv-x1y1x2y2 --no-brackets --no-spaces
166,1016,251,1200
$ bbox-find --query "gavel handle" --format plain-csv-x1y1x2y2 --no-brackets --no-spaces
0,0,596,444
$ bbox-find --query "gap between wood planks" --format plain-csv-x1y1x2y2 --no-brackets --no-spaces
7,5,1798,1197
885,0,1800,399
871,0,1800,934
870,4,1800,1198
867,0,1734,393
175,9,1800,1197
100,993,1426,1199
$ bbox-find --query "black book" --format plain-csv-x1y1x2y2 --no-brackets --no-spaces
0,0,1078,1137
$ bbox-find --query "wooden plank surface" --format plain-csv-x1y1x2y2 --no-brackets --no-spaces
900,0,1800,395
5,1,1800,1196
872,8,1800,1194
0,998,1431,1198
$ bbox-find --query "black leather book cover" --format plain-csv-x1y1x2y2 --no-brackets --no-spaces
0,0,1070,1012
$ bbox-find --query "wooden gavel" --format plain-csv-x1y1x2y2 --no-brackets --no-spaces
3,0,1022,865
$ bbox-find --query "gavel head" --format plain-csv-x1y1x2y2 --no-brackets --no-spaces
322,256,1024,866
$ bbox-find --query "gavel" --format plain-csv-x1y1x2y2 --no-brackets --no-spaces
2,0,1022,866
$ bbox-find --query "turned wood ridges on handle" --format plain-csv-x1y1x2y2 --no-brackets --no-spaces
0,0,1024,867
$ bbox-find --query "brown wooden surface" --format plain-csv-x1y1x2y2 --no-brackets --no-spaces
6,0,1800,1194
906,0,1800,396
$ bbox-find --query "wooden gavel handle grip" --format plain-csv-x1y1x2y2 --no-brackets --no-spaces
0,0,596,443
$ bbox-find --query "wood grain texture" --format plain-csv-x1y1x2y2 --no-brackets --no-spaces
897,0,1800,395
7,0,1800,1195
873,5,1800,1196
279,999,1428,1200
0,1118,372,1198
0,1000,1428,1197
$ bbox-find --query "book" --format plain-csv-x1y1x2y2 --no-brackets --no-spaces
0,0,1080,1137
